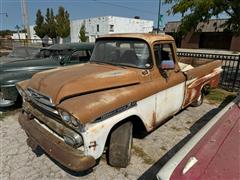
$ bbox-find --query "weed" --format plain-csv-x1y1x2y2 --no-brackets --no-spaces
132,145,155,164
205,88,236,104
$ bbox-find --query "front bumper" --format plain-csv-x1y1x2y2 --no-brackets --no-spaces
0,92,15,107
0,85,18,107
18,112,96,171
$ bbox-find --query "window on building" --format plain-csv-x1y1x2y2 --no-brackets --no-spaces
97,24,99,32
110,25,114,32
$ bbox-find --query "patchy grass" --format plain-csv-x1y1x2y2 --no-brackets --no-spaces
0,112,8,121
170,125,183,131
0,109,21,121
132,145,155,164
160,146,167,151
205,88,237,105
186,120,192,125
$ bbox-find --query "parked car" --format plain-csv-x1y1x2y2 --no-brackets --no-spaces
17,33,222,172
0,43,94,107
157,95,240,180
0,46,41,64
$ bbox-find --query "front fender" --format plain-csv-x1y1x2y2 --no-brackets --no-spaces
0,70,38,86
82,107,140,159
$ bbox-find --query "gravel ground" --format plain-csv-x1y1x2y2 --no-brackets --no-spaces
0,101,220,180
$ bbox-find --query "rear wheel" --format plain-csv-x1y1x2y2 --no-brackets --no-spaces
108,121,133,168
191,91,204,107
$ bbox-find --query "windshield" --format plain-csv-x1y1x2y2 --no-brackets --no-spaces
90,39,152,68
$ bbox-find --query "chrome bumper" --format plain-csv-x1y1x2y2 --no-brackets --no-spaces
0,92,15,107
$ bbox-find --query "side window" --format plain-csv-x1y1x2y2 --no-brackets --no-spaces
70,50,91,62
154,43,175,69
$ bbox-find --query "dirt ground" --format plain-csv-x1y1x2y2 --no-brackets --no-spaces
0,101,221,180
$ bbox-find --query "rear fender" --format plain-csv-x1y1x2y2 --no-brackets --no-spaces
183,67,222,107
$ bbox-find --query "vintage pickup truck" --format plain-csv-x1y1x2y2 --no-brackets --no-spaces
17,33,222,172
0,43,94,107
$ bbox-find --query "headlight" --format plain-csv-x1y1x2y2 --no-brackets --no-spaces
60,111,71,122
58,109,84,131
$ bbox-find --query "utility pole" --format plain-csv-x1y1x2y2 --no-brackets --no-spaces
157,0,162,33
21,0,31,40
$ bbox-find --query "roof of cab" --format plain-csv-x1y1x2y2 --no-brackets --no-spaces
41,42,94,51
97,33,174,43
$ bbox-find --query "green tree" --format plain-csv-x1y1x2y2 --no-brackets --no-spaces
165,0,240,35
56,6,70,40
79,24,88,42
45,8,57,41
34,9,46,39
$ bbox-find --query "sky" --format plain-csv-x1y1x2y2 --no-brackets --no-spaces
0,0,183,30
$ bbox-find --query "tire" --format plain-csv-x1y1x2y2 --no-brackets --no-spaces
108,121,133,168
191,91,204,107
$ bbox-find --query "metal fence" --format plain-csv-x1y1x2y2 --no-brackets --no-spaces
0,39,48,49
177,48,240,92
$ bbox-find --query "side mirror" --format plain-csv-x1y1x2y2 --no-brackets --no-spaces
160,60,175,70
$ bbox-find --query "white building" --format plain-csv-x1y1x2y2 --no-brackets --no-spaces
12,16,154,43
12,26,41,40
71,16,154,42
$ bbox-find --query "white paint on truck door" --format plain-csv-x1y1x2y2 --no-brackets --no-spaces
156,82,185,123
153,42,186,124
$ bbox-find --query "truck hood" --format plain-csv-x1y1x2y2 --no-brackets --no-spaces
28,63,140,104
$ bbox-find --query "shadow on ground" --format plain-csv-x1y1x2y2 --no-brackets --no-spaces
138,97,233,180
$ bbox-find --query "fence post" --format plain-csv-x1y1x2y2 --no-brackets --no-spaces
232,56,240,91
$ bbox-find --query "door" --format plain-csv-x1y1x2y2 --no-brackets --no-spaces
154,42,186,124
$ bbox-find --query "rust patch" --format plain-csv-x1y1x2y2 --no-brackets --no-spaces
183,68,221,107
18,112,96,171
152,111,157,129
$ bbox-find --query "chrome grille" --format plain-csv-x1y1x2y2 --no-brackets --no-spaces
27,88,54,107
26,88,60,119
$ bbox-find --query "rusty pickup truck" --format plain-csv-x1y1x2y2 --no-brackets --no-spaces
17,33,222,172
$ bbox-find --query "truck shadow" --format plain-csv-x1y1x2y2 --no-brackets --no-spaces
137,97,234,180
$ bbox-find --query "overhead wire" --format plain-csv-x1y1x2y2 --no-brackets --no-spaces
91,0,156,15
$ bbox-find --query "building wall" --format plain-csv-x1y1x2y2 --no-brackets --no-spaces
70,16,153,42
179,31,240,51
230,36,240,51
181,31,200,49
12,33,27,40
108,16,153,34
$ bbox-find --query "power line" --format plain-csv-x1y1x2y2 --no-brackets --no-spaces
92,0,156,15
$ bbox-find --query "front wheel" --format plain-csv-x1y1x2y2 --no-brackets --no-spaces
108,121,133,168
